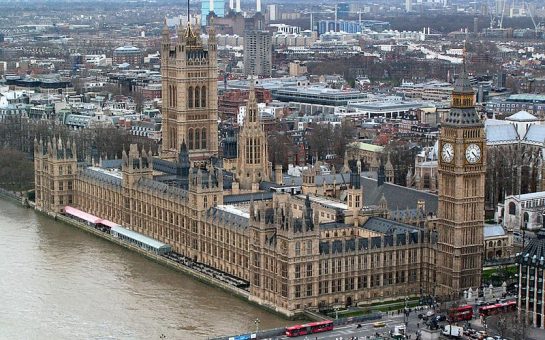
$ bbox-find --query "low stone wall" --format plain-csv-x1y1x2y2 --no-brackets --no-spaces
0,187,21,203
31,207,303,319
53,213,250,300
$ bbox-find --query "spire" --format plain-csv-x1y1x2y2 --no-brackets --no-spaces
243,76,259,126
208,15,216,41
248,76,256,102
162,17,170,41
444,40,481,127
377,163,385,187
385,153,394,170
453,40,473,94
187,0,190,23
178,139,190,177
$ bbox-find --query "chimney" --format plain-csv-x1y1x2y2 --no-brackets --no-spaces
256,0,261,13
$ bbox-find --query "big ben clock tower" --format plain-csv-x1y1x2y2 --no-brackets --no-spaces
436,60,485,298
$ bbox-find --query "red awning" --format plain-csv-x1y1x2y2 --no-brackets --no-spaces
64,206,102,224
99,219,119,228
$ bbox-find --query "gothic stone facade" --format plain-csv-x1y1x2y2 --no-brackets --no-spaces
436,68,485,297
35,141,437,316
161,22,219,162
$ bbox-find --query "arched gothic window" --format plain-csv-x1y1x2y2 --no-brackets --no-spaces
201,128,207,149
201,86,206,107
508,202,516,215
188,129,194,149
188,87,193,109
195,128,201,150
194,86,200,108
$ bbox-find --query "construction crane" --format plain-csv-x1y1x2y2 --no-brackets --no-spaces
524,1,545,37
488,0,508,29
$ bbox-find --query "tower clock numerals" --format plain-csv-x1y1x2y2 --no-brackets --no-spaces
465,143,481,164
441,143,454,163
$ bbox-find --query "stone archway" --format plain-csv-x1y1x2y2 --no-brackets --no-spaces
346,296,353,307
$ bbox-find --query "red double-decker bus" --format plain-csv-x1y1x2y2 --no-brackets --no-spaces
448,305,474,322
479,301,516,317
285,320,334,337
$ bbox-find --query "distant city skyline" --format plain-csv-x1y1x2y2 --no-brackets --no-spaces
201,0,226,18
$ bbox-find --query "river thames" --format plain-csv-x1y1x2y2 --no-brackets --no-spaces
0,199,290,339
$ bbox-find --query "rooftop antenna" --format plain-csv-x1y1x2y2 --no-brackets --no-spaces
187,0,190,24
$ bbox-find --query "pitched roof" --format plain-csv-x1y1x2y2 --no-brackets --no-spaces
362,217,421,235
523,124,545,145
484,223,506,238
205,205,249,229
485,124,519,145
224,192,273,204
361,176,438,215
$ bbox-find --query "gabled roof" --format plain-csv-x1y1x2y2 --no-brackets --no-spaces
484,223,506,238
485,124,519,145
523,124,545,145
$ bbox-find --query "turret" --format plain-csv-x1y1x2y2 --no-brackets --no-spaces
122,144,153,188
377,163,386,187
275,164,283,185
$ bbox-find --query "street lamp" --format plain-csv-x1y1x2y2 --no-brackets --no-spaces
404,296,409,326
254,318,260,334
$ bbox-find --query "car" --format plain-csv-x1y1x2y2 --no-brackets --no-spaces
373,321,386,328
476,300,486,306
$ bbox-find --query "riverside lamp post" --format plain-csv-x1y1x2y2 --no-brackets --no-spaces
404,296,409,326
254,318,260,334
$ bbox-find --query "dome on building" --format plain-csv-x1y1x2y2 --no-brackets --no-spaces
506,110,538,122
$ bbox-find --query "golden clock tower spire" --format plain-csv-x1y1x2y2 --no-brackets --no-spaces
436,59,485,298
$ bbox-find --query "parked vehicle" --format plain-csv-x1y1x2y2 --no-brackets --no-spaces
442,325,464,338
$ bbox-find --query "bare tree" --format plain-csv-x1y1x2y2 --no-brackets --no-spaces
0,148,34,192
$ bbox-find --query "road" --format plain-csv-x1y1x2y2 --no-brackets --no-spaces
278,313,423,340
273,296,521,340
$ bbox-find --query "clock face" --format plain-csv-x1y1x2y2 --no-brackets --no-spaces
441,143,454,163
465,143,481,164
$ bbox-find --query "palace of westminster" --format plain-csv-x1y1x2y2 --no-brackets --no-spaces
33,21,486,317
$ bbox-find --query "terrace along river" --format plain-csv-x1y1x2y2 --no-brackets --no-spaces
0,199,289,339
